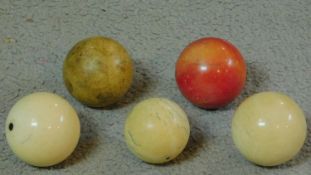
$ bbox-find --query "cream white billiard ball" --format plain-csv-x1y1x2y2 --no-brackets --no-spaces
124,98,190,164
232,92,307,166
5,92,80,167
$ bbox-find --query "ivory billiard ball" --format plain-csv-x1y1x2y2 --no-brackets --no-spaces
5,92,80,167
232,92,307,166
124,98,190,164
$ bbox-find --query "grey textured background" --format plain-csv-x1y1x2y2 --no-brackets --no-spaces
0,0,310,174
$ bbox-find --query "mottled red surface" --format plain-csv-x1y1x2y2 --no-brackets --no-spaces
175,37,246,109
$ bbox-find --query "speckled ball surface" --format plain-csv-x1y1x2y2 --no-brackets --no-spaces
124,98,190,164
63,36,134,107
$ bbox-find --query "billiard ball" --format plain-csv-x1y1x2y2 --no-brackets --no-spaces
124,98,190,164
5,92,80,167
232,92,307,166
63,36,134,107
175,37,246,109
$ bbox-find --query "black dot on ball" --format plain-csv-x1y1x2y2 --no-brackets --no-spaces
8,123,13,131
